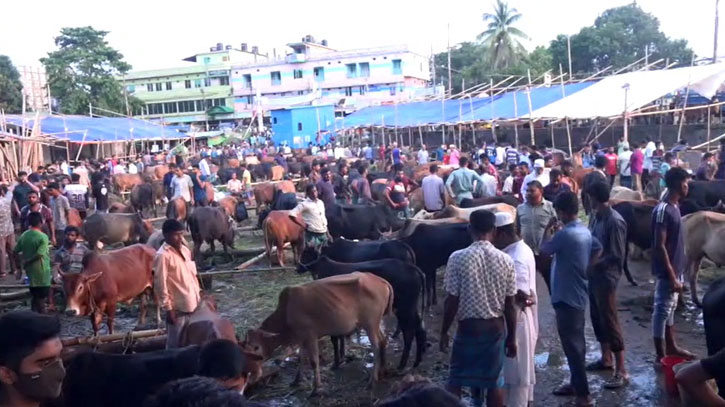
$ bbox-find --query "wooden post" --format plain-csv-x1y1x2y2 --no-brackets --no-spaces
489,78,496,142
559,64,573,156
707,105,712,152
513,90,520,149
418,126,423,147
526,70,536,145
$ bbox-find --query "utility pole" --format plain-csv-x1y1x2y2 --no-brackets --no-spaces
715,0,721,63
567,35,573,80
447,23,452,98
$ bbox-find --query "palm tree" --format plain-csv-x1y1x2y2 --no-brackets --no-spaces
478,0,529,70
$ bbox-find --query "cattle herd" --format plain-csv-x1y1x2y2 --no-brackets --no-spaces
6,143,725,406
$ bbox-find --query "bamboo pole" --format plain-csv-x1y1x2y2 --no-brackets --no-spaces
707,106,712,152
418,126,423,147
526,70,535,145
61,328,166,347
513,90,520,149
489,78,496,142
559,64,573,156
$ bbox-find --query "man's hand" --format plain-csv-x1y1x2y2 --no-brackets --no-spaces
505,337,517,358
439,332,450,352
166,310,177,325
51,237,56,247
671,279,683,293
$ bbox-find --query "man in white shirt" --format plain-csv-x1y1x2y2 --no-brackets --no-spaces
495,145,506,167
417,145,429,165
421,164,446,212
502,164,518,194
72,161,91,189
520,159,549,202
494,212,537,407
289,184,329,250
226,172,243,194
112,161,126,175
128,161,138,174
618,145,633,189
199,157,211,178
480,166,498,198
170,167,194,205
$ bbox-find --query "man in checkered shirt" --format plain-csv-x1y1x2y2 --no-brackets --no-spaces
440,209,518,407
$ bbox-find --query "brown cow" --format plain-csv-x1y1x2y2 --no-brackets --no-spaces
218,195,248,223
683,211,725,307
143,165,169,181
271,165,285,181
113,174,144,193
262,210,304,266
226,158,240,168
67,208,82,229
253,181,296,208
60,244,159,334
166,197,189,224
244,272,394,395
108,202,135,213
178,297,236,346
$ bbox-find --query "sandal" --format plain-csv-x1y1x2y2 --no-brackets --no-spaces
586,359,614,371
552,383,576,396
603,374,629,389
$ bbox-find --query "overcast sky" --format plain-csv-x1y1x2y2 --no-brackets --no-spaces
2,0,721,71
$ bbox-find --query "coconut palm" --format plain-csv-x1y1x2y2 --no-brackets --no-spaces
478,0,529,70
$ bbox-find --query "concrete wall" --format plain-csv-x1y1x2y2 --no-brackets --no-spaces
271,106,335,148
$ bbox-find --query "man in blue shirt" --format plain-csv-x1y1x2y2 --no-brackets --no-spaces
651,166,694,362
540,191,602,407
391,142,402,166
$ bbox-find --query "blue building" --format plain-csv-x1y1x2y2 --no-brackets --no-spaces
270,105,335,148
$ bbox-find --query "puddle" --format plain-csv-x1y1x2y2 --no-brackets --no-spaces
351,333,371,347
534,352,550,368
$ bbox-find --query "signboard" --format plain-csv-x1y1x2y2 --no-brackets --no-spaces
207,70,229,77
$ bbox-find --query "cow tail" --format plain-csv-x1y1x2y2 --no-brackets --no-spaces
402,241,416,264
166,199,176,221
262,217,272,263
385,282,394,317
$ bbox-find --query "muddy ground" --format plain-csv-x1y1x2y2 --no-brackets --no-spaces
0,216,719,407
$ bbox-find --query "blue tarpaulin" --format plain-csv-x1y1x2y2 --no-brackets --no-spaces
3,115,186,143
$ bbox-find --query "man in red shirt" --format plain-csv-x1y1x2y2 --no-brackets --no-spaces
604,147,618,190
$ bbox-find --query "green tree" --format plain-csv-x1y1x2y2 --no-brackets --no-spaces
434,42,487,94
0,55,23,113
41,26,138,115
550,4,694,74
478,0,529,70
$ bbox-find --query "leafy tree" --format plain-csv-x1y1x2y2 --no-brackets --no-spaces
41,26,140,115
478,0,529,70
550,4,694,74
0,55,23,113
434,42,487,94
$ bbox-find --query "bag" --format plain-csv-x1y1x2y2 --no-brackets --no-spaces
235,200,249,222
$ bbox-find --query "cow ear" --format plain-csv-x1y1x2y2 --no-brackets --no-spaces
84,272,103,283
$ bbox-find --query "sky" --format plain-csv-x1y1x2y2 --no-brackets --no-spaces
1,0,722,71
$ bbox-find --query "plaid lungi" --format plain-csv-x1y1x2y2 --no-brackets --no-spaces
448,317,506,389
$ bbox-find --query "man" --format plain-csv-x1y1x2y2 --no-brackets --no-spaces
494,212,537,407
72,161,91,189
516,180,557,278
189,166,207,207
92,175,111,212
289,184,329,251
581,155,608,215
422,164,446,212
363,142,374,164
163,163,177,200
540,192,602,407
171,166,194,208
560,161,577,193
19,192,54,246
502,164,517,195
239,163,253,206
351,164,372,204
113,160,127,175
543,169,571,203
12,171,38,218
520,159,549,202
417,144,429,164
695,152,717,181
331,161,350,205
505,146,519,167
128,159,138,175
226,172,243,194
658,152,674,190
53,226,88,277
391,142,402,166
440,209,517,407
512,163,528,201
274,151,289,173
384,168,411,219
580,145,594,169
651,167,695,362
28,167,45,184
14,213,52,314
47,183,70,244
479,165,498,198
0,311,65,407
604,148,618,188
198,155,211,179
446,157,484,205
308,160,321,185
643,137,657,186
485,143,497,166
154,219,201,349
64,174,89,219
315,168,336,208
616,136,629,155
630,143,644,192
586,181,629,389
449,145,460,167
0,184,16,278
436,145,446,162
618,145,633,188
481,155,499,183
676,347,725,406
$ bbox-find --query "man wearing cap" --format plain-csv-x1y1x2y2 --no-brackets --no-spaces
154,219,201,349
520,159,549,202
440,209,517,407
446,157,484,206
494,212,537,407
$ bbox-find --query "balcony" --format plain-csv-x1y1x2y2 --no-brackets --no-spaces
286,53,306,64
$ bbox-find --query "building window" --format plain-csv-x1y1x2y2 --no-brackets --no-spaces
271,71,281,86
392,59,402,75
155,83,162,91
243,74,252,89
245,95,255,104
203,57,211,64
346,63,357,78
179,100,195,113
196,100,205,111
184,80,191,89
390,86,397,95
194,79,202,88
359,86,367,95
297,122,302,131
359,62,370,78
297,90,304,95
204,78,211,87
146,84,153,92
126,85,135,93
314,67,324,82
222,56,229,62
219,76,229,86
163,102,178,114
293,69,303,79
165,81,172,90
345,87,353,97
273,117,277,124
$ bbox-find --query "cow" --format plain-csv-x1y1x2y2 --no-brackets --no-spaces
271,165,285,181
130,183,156,217
165,197,189,224
143,164,169,181
178,297,237,347
243,272,394,395
108,202,135,213
612,200,656,287
430,203,517,221
298,256,425,370
82,212,152,250
326,203,406,240
218,195,249,223
262,210,304,267
147,229,164,250
460,195,521,208
302,238,416,265
610,186,644,201
60,244,158,334
188,207,235,266
60,343,263,407
253,181,296,208
400,222,472,306
113,173,143,193
67,208,82,230
687,180,725,209
702,277,725,397
388,217,468,239
682,211,725,307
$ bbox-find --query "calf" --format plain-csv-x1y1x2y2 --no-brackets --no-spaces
188,207,235,265
178,297,237,347
113,173,143,193
253,181,296,208
298,256,426,370
60,244,159,334
612,200,656,286
165,197,189,224
263,210,305,267
244,272,393,395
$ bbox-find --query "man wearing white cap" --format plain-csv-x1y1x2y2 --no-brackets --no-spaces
520,159,549,202
494,212,537,407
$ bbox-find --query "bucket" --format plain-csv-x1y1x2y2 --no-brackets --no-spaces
661,356,686,396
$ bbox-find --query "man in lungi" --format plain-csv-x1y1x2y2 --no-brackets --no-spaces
440,209,518,407
289,184,330,252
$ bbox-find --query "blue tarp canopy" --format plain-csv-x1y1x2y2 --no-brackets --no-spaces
3,115,186,143
332,81,595,129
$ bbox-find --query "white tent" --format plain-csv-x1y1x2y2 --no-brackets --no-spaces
526,63,725,119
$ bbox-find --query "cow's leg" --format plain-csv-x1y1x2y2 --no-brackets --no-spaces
398,321,414,370
623,242,638,286
331,336,342,369
366,325,384,387
276,240,285,267
208,240,216,265
306,337,323,396
138,291,148,326
106,303,116,335
430,269,437,306
688,256,704,307
90,310,102,336
413,316,426,368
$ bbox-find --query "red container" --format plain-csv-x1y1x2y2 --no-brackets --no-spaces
661,356,687,396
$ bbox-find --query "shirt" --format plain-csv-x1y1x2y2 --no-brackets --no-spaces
604,153,618,175
630,149,644,174
445,168,484,204
417,149,429,164
619,150,633,176
14,229,51,287
449,150,460,167
153,243,201,313
73,166,91,188
644,142,656,170
20,204,53,235
506,148,519,165
289,198,327,234
0,191,13,237
540,220,602,310
421,174,445,211
92,181,110,210
54,243,89,274
199,159,211,177
128,163,138,174
520,170,550,201
364,147,374,160
392,148,401,164
50,195,70,231
651,202,686,280
13,182,34,210
444,240,516,320
315,180,336,208
171,174,193,202
617,140,630,155
589,207,627,286
542,182,571,203
516,200,557,254
351,177,372,203
502,176,515,193
503,240,537,298
241,169,252,187
480,172,498,198
64,184,88,210
227,179,243,193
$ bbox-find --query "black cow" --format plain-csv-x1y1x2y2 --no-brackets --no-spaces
217,167,243,184
82,212,152,250
612,201,654,286
250,162,274,181
298,256,426,370
399,223,472,306
326,203,405,240
310,238,415,264
257,191,298,228
703,277,725,397
687,180,725,209
460,195,521,208
188,207,235,265
130,183,155,217
287,159,302,176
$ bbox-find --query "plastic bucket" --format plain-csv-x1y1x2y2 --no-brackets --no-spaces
661,356,686,395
